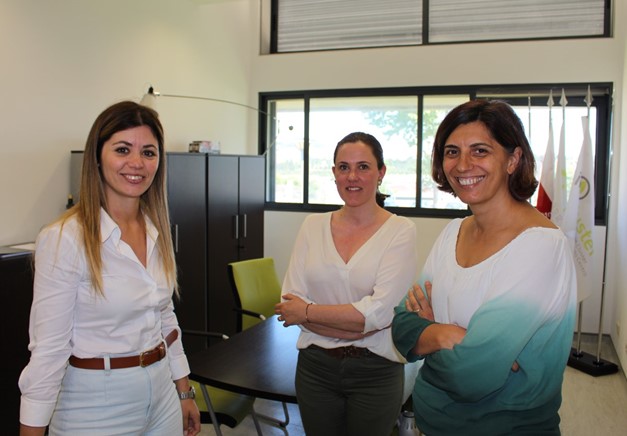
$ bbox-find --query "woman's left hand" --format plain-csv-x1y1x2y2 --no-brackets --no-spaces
275,293,307,326
405,282,435,321
181,396,201,435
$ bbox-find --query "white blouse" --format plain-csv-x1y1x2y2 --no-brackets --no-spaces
282,212,418,362
19,209,189,427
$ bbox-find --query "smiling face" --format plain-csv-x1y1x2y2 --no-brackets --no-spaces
442,121,520,208
99,125,160,209
332,140,386,208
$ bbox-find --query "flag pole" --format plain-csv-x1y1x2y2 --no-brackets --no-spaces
535,91,554,218
566,85,618,376
572,89,590,360
552,89,568,226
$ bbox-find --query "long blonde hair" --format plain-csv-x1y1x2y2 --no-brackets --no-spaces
58,101,178,297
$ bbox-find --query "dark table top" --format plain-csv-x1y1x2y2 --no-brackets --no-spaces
0,245,33,260
187,314,300,404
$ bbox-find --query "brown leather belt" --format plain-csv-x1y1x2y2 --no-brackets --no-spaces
69,329,178,370
308,344,372,359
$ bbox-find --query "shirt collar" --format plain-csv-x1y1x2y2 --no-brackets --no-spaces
100,208,120,244
99,208,159,250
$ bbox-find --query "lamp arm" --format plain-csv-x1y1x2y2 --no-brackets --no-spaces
143,86,271,117
141,85,278,155
159,93,271,117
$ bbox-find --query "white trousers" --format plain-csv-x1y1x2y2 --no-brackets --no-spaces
49,357,182,435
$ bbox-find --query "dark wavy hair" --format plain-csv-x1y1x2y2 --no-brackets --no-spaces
431,99,538,201
334,132,389,207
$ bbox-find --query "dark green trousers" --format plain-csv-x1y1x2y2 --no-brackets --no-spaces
295,346,404,436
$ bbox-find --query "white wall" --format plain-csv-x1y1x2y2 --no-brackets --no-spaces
0,0,258,246
609,4,627,373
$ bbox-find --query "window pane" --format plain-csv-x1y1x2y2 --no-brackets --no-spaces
421,95,469,209
268,99,305,203
308,96,419,206
274,0,607,53
430,0,606,43
261,84,609,223
277,0,422,52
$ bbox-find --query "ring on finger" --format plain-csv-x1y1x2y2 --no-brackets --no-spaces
413,308,421,314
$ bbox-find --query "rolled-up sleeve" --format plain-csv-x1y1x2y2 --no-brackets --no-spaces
353,218,417,333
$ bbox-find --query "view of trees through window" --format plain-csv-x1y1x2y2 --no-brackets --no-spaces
262,86,609,222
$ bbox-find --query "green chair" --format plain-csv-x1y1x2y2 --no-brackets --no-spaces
228,258,290,428
183,330,263,435
229,257,282,332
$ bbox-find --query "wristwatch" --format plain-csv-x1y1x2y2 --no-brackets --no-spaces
178,386,196,400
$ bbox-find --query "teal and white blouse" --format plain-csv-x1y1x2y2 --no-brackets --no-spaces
392,218,577,436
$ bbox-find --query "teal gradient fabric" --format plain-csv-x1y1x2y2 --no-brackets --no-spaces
392,219,576,435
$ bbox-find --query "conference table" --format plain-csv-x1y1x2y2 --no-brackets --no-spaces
187,314,300,404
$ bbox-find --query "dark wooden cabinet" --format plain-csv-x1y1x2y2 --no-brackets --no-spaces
1,247,34,436
167,153,265,353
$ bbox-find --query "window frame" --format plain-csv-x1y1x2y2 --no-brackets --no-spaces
270,0,612,54
259,83,612,225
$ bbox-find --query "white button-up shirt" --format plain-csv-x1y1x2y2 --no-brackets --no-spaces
19,209,190,427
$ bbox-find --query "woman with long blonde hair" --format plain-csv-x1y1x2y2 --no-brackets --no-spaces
19,101,200,435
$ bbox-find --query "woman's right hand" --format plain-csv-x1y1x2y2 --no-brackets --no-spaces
275,293,308,326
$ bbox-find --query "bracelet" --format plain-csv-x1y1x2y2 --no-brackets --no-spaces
305,303,313,323
178,386,195,400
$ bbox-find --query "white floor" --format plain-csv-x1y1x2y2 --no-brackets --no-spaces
559,334,627,435
200,334,627,436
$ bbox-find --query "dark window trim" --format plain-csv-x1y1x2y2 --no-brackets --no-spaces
259,82,612,225
270,0,279,54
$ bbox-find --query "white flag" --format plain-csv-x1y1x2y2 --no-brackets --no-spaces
563,116,595,302
552,90,568,226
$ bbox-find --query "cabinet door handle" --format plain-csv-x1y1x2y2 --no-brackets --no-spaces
234,215,239,239
242,214,247,238
173,224,179,253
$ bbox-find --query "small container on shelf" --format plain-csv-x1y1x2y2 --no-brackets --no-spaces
189,140,220,154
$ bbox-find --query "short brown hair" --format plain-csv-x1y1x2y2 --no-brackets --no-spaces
431,99,538,201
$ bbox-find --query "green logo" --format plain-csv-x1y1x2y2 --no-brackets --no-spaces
577,175,590,200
